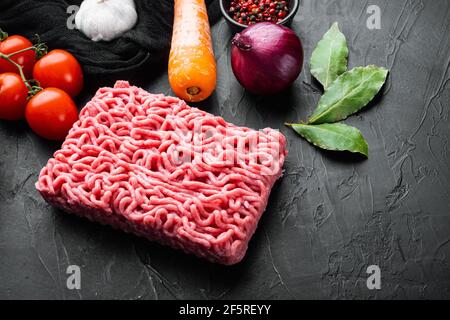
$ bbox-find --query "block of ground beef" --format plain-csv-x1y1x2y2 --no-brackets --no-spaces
36,81,287,265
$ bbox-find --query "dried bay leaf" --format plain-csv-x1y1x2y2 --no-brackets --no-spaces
308,66,388,124
310,22,348,90
287,123,369,157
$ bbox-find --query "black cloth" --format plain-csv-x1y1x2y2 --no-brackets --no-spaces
0,0,221,75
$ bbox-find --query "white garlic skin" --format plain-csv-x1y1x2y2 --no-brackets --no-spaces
75,0,138,42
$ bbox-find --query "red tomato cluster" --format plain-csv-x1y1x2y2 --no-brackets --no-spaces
0,31,83,140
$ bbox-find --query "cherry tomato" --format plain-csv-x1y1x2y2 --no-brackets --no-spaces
33,49,83,97
0,35,36,78
0,72,29,120
25,88,78,140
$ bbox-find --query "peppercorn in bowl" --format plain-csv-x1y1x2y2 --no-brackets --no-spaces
219,0,299,31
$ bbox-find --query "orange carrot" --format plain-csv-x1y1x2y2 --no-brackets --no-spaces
168,0,217,102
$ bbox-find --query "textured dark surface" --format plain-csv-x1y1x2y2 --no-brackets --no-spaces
1,0,449,300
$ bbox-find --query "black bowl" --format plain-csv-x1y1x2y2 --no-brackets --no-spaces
219,0,300,32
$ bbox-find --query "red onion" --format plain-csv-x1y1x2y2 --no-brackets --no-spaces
231,22,303,95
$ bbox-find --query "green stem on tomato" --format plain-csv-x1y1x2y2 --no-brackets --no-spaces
6,46,35,58
0,51,42,96
0,29,8,41
0,52,29,88
6,42,48,60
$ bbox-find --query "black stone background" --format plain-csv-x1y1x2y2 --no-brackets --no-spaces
1,0,449,299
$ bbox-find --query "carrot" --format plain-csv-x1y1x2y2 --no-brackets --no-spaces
168,0,217,103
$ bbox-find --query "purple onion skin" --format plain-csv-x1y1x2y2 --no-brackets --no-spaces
231,22,304,95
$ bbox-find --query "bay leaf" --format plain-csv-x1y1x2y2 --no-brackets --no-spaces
287,123,369,157
310,22,348,90
308,66,389,124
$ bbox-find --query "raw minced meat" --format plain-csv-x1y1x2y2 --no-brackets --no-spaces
36,81,287,265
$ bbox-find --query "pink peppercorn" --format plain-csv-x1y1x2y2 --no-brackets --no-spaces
229,0,290,25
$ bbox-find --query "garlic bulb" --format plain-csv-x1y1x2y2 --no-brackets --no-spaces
75,0,138,42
